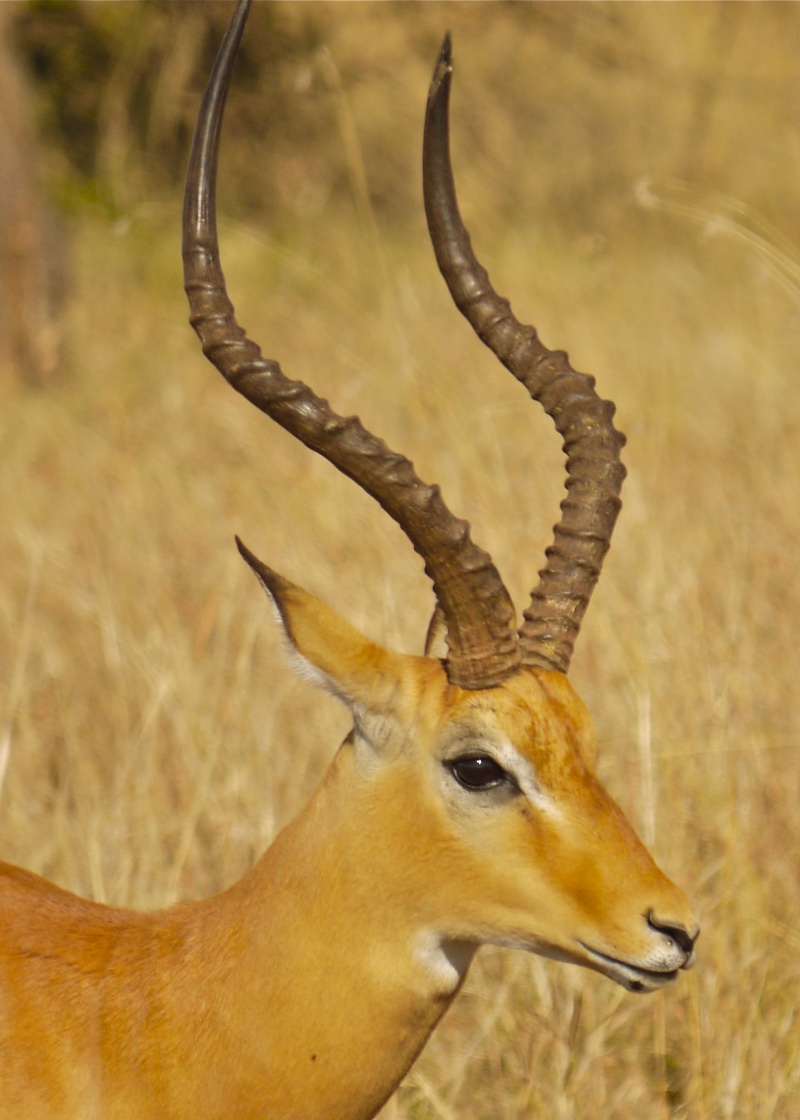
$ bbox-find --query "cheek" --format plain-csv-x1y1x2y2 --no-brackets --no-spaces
492,805,602,913
447,807,557,908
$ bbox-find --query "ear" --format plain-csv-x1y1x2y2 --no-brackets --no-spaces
236,537,415,715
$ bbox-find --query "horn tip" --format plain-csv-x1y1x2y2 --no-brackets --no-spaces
430,32,453,99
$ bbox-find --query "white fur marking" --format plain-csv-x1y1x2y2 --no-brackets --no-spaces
413,931,474,995
494,737,562,816
255,576,342,698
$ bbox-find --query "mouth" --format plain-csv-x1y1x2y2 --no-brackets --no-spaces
578,943,684,993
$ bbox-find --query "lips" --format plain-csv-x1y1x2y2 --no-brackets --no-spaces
578,942,690,993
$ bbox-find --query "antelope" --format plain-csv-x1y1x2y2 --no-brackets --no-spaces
0,1,699,1117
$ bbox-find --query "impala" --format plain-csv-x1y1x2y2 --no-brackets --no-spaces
0,2,698,1117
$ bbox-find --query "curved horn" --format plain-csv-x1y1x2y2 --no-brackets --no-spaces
423,35,626,674
182,0,520,690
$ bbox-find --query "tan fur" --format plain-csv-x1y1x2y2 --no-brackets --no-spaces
0,574,697,1120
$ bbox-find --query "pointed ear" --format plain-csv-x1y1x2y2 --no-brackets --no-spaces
236,537,413,714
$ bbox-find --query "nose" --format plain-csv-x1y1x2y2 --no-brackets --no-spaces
647,911,700,962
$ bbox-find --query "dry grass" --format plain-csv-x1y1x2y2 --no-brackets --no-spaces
2,3,800,1117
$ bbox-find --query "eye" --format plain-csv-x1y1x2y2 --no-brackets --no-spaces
448,755,509,791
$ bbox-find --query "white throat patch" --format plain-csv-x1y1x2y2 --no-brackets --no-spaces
413,931,476,995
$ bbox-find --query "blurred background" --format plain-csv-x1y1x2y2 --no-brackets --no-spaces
1,2,799,1116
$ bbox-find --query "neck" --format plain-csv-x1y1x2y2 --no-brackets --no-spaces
143,743,471,1120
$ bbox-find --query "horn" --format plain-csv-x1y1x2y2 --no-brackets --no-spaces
423,34,626,673
182,0,520,689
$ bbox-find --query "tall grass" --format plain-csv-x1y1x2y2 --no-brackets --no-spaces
2,4,800,1117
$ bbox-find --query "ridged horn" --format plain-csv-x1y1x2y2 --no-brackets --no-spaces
182,0,521,690
423,34,626,674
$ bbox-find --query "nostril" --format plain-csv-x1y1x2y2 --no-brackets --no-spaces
647,912,700,956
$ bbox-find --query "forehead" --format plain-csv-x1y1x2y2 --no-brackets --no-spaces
444,669,593,774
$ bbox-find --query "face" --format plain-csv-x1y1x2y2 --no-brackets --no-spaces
250,567,698,994
366,663,698,992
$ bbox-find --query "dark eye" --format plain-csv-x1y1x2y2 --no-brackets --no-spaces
448,755,508,791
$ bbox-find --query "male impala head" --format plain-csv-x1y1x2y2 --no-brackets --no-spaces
183,0,698,995
0,5,700,1118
